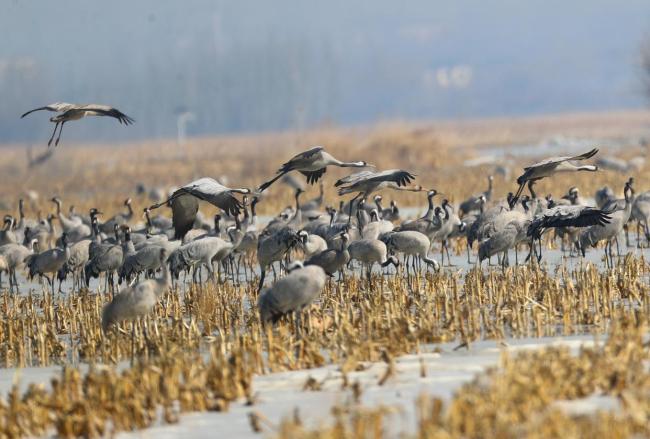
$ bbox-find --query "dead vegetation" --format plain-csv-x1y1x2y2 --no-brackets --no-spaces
274,317,650,438
0,113,648,436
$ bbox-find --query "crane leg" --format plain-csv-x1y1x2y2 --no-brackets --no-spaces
54,121,65,147
258,268,266,292
515,245,519,265
47,122,60,147
347,193,363,226
444,240,454,266
441,243,446,266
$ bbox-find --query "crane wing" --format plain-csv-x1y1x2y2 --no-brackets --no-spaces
258,146,325,192
365,169,416,186
78,105,135,125
527,206,610,238
523,148,598,170
334,170,375,187
299,168,326,185
178,178,244,216
278,146,324,173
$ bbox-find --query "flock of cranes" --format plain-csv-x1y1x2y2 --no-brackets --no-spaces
5,110,650,333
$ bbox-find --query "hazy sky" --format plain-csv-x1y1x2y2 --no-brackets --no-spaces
2,0,650,143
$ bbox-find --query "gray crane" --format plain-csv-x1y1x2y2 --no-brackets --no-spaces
600,178,634,247
258,262,326,330
348,238,399,280
143,207,173,232
0,216,17,246
466,196,507,263
258,146,371,192
257,227,301,292
459,175,494,215
431,199,463,266
167,236,232,282
631,191,650,246
298,230,328,259
398,190,443,235
360,209,394,240
478,222,520,267
15,199,38,242
305,232,351,278
21,103,134,147
287,189,305,230
0,239,36,293
119,241,165,284
99,198,134,234
579,182,634,267
102,248,170,333
373,195,400,222
57,238,92,290
51,197,90,242
477,197,533,266
149,177,250,240
510,148,599,208
381,230,440,276
84,224,125,291
26,232,69,292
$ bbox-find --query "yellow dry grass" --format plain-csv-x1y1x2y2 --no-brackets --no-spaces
0,111,648,437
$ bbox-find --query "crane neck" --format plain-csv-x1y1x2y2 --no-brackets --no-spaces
158,255,171,291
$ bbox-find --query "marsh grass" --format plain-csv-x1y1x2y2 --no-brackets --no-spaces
0,112,648,436
273,317,650,439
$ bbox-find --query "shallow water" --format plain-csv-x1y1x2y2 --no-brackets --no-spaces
10,233,648,297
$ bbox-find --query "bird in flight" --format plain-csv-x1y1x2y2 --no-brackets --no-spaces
21,102,134,147
510,148,599,208
149,177,250,240
258,146,371,192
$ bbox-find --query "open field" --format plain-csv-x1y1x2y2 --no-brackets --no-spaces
2,109,649,218
0,110,649,437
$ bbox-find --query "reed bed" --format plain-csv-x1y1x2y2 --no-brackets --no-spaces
0,113,648,436
0,256,645,435
273,316,650,439
0,257,648,370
